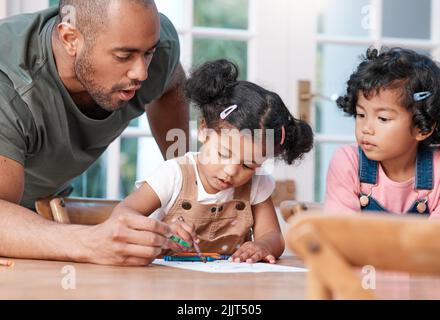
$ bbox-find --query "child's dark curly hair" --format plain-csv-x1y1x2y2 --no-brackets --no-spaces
337,47,440,146
185,59,314,164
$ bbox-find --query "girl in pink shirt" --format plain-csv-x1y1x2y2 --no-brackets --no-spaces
325,48,440,216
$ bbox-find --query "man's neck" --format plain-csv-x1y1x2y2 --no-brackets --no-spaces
69,92,112,120
51,29,111,120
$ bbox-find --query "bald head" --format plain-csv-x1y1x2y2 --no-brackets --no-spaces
57,0,155,44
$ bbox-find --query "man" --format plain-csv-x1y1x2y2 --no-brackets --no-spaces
0,0,189,265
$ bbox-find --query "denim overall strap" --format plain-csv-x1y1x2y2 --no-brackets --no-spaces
358,147,378,184
415,145,433,191
406,146,433,215
358,147,385,212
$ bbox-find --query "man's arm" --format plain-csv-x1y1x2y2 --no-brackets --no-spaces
0,155,171,265
0,155,82,261
146,62,189,159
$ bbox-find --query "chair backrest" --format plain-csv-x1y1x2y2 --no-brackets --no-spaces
286,212,440,299
35,197,119,225
271,180,296,207
279,200,323,222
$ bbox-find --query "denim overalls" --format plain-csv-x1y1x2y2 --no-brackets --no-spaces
358,146,433,215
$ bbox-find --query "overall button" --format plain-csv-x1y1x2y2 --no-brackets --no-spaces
416,201,427,214
359,195,369,207
235,202,246,211
218,206,224,212
211,207,217,213
182,201,192,210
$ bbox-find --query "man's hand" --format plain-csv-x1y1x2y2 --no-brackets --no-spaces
165,217,198,253
81,207,171,266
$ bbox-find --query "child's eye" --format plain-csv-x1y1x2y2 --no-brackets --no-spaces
242,164,254,170
378,117,389,122
115,55,131,62
218,152,230,159
355,113,365,118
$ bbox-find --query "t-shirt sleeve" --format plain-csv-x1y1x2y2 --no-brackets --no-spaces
135,159,182,209
250,174,276,205
324,145,361,213
0,89,28,165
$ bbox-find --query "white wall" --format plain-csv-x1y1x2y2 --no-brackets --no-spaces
6,0,48,16
0,0,7,19
254,0,317,202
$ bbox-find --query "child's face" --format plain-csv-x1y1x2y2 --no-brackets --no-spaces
355,88,423,162
197,128,266,194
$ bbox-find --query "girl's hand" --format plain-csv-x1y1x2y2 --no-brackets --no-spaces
164,217,198,253
229,241,276,264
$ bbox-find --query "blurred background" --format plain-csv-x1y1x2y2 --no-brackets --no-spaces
1,0,439,204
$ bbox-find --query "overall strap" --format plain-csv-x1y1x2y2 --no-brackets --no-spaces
176,156,198,201
233,179,252,202
415,145,433,190
358,147,378,185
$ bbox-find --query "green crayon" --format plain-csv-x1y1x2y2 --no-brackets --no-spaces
169,235,190,248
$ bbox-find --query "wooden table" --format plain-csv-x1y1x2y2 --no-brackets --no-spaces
1,256,440,299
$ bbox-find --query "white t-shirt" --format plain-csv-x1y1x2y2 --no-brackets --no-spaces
136,152,276,220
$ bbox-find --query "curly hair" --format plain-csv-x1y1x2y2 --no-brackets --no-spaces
336,47,440,146
185,59,314,164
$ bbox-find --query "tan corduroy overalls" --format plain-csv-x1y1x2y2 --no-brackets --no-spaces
162,156,254,255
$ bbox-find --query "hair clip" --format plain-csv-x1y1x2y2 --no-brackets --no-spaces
220,105,238,120
413,91,432,102
280,126,286,146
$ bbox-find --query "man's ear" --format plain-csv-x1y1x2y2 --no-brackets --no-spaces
56,22,82,57
415,124,436,142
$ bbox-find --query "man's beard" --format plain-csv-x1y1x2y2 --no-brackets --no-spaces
74,49,127,112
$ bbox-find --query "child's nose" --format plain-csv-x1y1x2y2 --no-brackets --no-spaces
223,164,240,176
362,119,374,135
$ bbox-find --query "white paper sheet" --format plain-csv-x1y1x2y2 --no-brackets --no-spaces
152,259,307,273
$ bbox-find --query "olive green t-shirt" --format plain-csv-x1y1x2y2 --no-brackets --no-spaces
0,8,180,208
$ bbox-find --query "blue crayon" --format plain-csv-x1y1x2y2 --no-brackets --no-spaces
164,256,218,262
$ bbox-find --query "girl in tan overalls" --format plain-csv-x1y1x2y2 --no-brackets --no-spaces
119,59,314,263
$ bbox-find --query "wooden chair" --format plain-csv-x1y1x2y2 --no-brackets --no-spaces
279,200,323,222
271,180,296,207
35,197,119,225
286,212,440,299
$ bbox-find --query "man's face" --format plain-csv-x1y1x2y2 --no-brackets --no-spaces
75,1,160,111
